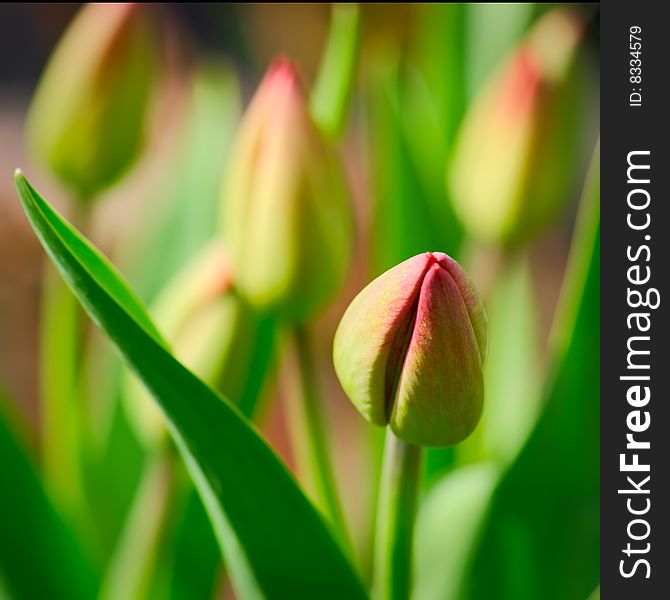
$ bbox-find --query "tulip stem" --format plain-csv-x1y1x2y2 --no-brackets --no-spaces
101,449,177,600
373,431,423,600
39,202,92,528
289,326,353,556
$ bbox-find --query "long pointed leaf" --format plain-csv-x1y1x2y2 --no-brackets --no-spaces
0,390,97,600
14,171,367,600
461,149,600,599
415,146,600,600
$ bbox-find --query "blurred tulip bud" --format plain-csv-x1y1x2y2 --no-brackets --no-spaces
124,242,258,446
449,9,584,245
27,3,159,199
333,252,487,447
221,58,354,321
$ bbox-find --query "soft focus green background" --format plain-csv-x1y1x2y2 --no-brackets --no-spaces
0,4,599,599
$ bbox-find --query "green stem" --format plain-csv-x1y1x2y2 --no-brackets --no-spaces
310,3,361,138
101,450,177,600
548,143,600,358
373,431,423,600
40,202,91,520
288,326,352,555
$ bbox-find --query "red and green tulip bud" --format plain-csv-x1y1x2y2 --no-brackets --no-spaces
333,252,488,447
449,9,584,245
124,242,258,446
27,3,159,199
221,58,354,321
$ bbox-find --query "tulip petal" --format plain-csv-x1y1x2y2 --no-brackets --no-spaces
333,253,434,425
222,58,353,319
448,9,583,245
390,262,484,447
433,252,488,363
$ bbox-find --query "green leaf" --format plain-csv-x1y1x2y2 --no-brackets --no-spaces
310,3,360,138
479,257,541,462
81,61,242,440
403,3,466,258
0,389,97,600
455,255,541,466
414,146,600,600
460,148,600,599
587,585,600,600
14,171,367,600
119,61,241,304
100,453,176,600
365,56,459,276
414,464,498,600
407,3,467,178
161,487,222,600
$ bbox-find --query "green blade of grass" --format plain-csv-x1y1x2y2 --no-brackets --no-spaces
0,390,97,600
14,171,367,600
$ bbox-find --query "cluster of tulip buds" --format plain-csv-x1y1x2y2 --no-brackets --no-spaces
221,57,490,450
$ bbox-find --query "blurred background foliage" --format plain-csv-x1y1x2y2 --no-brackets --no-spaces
0,3,599,599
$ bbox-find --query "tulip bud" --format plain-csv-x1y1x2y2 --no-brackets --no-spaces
333,252,487,447
449,9,583,245
221,58,354,321
27,3,159,199
124,242,258,446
